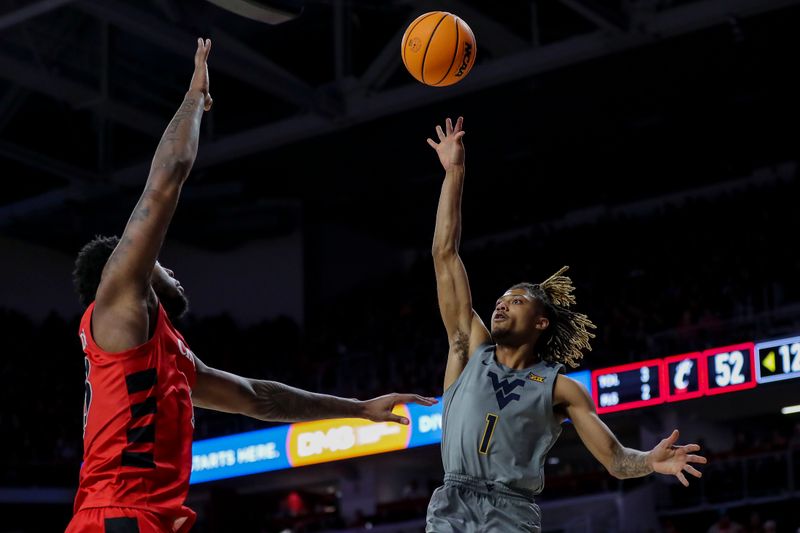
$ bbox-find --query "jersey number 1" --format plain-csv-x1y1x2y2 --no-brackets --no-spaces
479,413,499,454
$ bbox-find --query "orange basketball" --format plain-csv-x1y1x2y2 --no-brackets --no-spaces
401,11,476,87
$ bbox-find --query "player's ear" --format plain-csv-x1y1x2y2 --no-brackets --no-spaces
535,316,549,331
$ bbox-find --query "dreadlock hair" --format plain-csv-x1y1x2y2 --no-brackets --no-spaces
510,266,596,368
73,235,120,308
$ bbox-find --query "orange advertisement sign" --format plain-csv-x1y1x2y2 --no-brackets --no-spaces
286,404,411,467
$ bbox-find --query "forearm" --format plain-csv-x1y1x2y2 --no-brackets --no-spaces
432,165,465,255
248,380,365,423
150,89,205,182
610,444,653,479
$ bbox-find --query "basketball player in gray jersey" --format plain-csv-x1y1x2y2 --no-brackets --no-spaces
424,117,707,532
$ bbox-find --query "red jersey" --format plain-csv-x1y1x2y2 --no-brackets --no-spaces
73,302,197,530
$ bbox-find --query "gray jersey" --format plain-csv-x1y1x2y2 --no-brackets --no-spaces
441,344,564,495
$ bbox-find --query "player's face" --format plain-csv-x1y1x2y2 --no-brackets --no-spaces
151,262,189,318
490,288,548,343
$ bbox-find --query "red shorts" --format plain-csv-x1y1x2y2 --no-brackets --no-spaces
65,507,195,533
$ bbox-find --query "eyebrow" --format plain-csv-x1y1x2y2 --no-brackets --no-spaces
497,293,533,303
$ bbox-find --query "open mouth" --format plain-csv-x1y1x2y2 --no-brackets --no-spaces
493,314,507,322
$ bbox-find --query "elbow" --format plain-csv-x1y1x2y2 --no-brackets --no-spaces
432,243,458,260
604,449,624,479
151,156,193,183
165,157,194,178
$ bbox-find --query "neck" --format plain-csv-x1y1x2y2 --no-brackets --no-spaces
494,341,539,370
146,289,160,325
146,288,158,312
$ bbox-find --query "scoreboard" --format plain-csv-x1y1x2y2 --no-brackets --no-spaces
591,341,765,414
592,359,664,414
664,352,703,402
756,335,800,383
703,343,756,395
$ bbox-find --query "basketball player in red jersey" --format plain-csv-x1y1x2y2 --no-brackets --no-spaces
65,39,437,533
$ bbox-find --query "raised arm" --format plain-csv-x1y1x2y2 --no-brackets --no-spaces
191,355,437,424
554,375,707,485
93,39,213,352
427,117,490,391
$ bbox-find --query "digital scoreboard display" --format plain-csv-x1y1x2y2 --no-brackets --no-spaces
756,335,800,383
592,359,664,414
664,352,704,402
702,342,756,395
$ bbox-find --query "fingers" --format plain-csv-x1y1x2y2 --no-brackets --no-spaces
664,429,679,447
385,413,410,425
397,394,438,406
204,94,213,112
680,444,701,453
195,38,211,65
427,138,438,149
438,117,465,137
675,471,689,487
683,464,702,478
686,454,707,464
454,131,465,141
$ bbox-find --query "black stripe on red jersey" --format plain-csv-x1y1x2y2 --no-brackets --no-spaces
127,424,155,444
130,397,157,418
125,369,157,394
104,517,139,533
121,451,155,469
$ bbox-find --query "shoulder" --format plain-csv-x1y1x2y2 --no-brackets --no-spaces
553,374,590,406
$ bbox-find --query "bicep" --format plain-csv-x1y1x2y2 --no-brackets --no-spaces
192,355,256,415
559,377,621,471
443,312,491,391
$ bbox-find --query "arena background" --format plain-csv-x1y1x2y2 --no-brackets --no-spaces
1,0,799,531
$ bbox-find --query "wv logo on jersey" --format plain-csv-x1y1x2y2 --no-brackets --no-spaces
488,371,526,409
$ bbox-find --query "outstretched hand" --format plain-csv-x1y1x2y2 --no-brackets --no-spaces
190,38,213,111
361,394,438,425
650,430,707,486
427,117,465,171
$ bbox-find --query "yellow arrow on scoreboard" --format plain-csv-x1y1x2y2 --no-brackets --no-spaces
763,351,776,373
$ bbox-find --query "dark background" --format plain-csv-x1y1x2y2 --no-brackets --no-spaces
1,0,799,531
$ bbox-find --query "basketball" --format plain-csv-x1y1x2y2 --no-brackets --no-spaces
401,12,476,87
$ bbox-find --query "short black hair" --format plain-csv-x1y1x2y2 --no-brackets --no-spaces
73,235,119,308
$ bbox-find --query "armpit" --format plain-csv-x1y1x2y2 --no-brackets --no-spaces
452,330,470,362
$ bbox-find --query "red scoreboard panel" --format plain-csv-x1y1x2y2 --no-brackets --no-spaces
592,359,665,414
702,342,757,395
664,352,705,402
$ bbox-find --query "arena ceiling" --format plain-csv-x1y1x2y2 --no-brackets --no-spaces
0,0,799,251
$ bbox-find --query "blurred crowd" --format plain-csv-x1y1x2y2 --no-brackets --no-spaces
2,177,799,510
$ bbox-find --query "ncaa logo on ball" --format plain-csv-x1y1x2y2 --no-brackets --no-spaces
407,37,422,53
454,42,473,77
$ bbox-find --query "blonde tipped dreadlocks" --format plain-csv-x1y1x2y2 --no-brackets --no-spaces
511,266,596,368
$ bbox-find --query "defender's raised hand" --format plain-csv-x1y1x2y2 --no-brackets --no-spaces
650,430,707,486
427,116,465,171
190,38,213,111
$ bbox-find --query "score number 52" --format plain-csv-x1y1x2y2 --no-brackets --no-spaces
712,350,746,387
705,343,756,393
